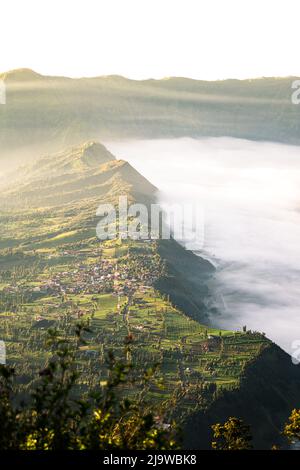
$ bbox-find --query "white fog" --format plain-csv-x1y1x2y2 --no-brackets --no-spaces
106,137,300,355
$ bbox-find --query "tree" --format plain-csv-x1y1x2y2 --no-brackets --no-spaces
0,324,179,450
211,417,252,450
284,409,300,444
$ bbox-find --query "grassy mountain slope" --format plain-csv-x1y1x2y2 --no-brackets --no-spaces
0,141,299,449
0,141,157,207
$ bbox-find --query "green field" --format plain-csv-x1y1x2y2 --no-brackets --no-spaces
0,141,270,422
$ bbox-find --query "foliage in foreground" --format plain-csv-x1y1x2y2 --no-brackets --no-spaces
0,325,178,450
284,409,300,445
1,322,299,451
212,411,300,450
211,417,253,450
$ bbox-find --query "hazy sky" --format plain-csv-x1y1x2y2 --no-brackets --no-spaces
1,0,300,80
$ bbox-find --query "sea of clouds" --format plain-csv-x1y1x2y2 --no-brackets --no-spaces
106,137,300,355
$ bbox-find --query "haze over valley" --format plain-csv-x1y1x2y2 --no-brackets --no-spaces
106,137,300,354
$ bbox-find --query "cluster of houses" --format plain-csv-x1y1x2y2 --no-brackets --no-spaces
1,243,163,303
46,259,117,295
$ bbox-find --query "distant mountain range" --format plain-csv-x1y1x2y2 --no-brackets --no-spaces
1,68,300,165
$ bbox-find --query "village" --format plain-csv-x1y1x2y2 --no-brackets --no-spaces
0,240,164,310
0,232,270,417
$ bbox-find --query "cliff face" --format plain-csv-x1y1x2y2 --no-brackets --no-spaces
155,238,214,324
184,343,300,449
154,239,300,449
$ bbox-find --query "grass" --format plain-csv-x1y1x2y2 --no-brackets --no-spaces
0,202,270,417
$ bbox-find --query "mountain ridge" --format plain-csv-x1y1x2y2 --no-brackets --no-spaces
1,68,300,167
1,67,299,84
0,141,157,208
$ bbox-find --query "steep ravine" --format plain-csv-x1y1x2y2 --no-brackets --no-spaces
153,236,300,449
183,343,300,449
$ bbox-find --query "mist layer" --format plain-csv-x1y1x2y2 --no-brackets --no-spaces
106,137,300,354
